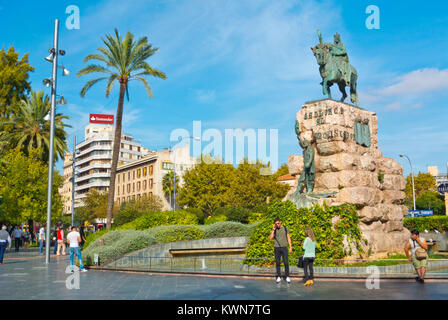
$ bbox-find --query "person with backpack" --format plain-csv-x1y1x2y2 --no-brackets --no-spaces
303,227,317,287
405,229,428,283
269,218,292,284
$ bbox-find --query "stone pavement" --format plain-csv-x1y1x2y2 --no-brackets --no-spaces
1,254,448,300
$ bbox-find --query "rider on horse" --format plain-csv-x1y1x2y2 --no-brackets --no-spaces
328,33,351,85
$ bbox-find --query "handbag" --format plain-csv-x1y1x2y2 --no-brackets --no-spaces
413,240,428,260
297,256,304,268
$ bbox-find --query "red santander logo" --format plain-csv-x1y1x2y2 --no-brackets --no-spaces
89,114,114,124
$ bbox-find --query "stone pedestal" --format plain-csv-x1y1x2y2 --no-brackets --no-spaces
288,99,410,256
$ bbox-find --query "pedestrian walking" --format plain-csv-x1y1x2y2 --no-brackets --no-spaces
12,226,23,252
56,226,66,255
269,218,292,283
405,229,428,283
23,228,31,252
53,227,58,255
38,226,45,254
0,225,11,264
303,227,317,287
67,226,87,273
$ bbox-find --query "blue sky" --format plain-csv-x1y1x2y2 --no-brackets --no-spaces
2,0,448,175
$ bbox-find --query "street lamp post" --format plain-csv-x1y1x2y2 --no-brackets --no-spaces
71,136,77,226
400,154,416,211
44,19,68,264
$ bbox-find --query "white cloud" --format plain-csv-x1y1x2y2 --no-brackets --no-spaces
378,68,448,96
195,89,216,103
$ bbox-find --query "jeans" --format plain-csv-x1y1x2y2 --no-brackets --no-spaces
14,238,21,252
53,240,58,254
303,257,315,281
274,247,289,278
69,247,84,270
0,241,6,263
39,239,44,253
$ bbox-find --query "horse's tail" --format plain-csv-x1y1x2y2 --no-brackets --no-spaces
350,66,359,106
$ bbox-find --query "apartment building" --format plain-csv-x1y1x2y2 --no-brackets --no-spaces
115,143,196,210
64,123,150,209
59,153,74,215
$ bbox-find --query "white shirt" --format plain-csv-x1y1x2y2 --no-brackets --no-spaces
39,228,45,241
67,231,80,248
409,237,425,256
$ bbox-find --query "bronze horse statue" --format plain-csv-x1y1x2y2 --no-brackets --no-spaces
311,34,359,106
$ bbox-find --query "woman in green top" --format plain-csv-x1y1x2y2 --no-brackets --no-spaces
303,227,316,286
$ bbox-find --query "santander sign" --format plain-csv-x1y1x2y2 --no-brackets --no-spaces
89,114,114,124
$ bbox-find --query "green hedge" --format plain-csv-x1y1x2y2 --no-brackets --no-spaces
147,225,205,243
200,221,255,238
82,221,258,266
117,210,199,230
404,216,448,233
244,201,366,266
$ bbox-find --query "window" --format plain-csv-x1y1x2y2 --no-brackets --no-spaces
117,187,120,195
127,184,131,193
132,183,135,192
133,170,135,179
149,179,153,189
149,165,153,175
123,173,125,182
122,185,125,194
138,147,141,152
122,197,125,203
137,181,141,192
132,195,135,201
143,167,147,176
137,169,141,178
117,198,120,205
143,180,147,190
118,174,120,183
137,194,141,200
128,172,130,180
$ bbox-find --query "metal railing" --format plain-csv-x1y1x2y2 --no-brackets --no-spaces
89,255,448,278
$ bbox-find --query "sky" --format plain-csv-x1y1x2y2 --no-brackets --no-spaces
1,0,448,176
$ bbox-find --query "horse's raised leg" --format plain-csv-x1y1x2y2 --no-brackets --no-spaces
338,82,347,103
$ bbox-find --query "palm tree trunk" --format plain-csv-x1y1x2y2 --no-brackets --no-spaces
105,80,126,229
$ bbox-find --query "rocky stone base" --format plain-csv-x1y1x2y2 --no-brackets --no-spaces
288,99,410,256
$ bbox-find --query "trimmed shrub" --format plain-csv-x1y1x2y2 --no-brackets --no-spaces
83,245,119,266
201,221,253,238
404,216,448,233
83,229,110,250
185,208,206,224
113,208,141,227
113,231,157,255
147,225,205,243
244,201,365,266
117,210,199,230
204,214,227,225
224,207,250,224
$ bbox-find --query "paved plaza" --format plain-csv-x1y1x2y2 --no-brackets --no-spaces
0,253,448,300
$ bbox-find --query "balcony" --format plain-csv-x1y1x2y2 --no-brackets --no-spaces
75,180,110,192
78,162,111,174
76,172,110,184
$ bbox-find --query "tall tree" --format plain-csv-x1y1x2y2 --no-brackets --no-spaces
0,47,34,117
0,91,70,162
405,172,437,209
77,29,166,229
0,148,63,224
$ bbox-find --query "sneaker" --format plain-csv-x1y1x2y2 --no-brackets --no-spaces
418,278,424,284
415,276,420,282
80,269,88,273
286,277,291,283
276,277,281,283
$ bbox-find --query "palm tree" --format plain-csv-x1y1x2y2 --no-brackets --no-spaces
0,90,70,162
77,29,166,229
162,170,179,209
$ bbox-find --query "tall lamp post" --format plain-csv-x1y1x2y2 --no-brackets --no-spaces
172,136,200,211
43,19,69,263
71,136,80,226
400,154,416,211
